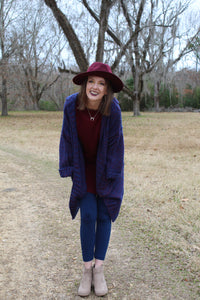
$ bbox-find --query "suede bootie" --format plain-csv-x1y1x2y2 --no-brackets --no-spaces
93,265,108,296
78,266,93,297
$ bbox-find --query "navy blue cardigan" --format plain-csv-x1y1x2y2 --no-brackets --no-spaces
59,93,124,222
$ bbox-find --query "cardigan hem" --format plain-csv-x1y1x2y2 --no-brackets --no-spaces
59,167,73,178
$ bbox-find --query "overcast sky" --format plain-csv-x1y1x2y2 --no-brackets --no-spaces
191,0,200,9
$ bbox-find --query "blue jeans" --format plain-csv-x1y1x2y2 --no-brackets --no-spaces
80,193,111,262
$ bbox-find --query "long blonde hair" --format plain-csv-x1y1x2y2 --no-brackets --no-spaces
77,79,114,116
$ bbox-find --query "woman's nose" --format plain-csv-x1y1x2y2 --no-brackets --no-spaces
92,82,98,88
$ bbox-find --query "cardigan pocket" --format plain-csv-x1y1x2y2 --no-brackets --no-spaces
97,174,114,197
106,169,122,180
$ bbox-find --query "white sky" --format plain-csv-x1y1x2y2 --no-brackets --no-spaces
177,0,200,70
190,0,200,9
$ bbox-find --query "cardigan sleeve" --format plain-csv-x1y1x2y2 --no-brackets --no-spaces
59,101,74,178
106,100,124,179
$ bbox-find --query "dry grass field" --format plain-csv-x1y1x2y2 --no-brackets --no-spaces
0,111,200,299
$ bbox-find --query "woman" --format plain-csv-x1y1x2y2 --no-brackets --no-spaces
59,62,124,297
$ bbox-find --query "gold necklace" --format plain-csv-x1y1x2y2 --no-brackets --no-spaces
86,107,99,121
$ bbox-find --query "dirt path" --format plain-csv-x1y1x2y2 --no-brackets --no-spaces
0,112,200,300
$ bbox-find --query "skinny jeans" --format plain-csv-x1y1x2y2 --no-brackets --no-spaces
80,193,111,262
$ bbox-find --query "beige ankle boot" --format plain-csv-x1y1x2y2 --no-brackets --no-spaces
78,266,93,296
93,265,108,296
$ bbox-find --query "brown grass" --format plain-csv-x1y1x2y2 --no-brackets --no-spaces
0,111,200,299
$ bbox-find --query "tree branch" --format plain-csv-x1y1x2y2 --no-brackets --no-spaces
172,30,200,66
58,67,78,75
44,0,88,71
82,0,122,47
96,0,116,61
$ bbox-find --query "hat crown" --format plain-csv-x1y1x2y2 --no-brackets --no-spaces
87,62,112,74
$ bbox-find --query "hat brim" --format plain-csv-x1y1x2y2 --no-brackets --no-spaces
73,71,123,93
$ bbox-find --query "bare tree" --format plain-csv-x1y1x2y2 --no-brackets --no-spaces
15,1,64,110
0,0,17,116
44,0,200,115
188,35,200,72
117,0,200,115
148,1,200,111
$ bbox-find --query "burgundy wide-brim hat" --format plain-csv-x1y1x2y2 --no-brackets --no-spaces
72,62,124,93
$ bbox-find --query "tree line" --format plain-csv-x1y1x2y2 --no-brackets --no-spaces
119,69,200,111
0,0,200,116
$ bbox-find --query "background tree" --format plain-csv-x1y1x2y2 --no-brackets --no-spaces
0,0,17,116
15,1,63,110
188,35,200,71
151,1,200,111
1,0,199,115
118,0,200,114
44,0,200,116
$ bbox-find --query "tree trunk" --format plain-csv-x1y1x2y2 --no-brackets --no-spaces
33,100,39,111
133,93,140,116
133,98,140,116
96,0,114,62
1,77,8,116
132,71,142,116
154,81,160,112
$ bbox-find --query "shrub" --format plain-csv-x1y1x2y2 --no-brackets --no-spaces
39,99,58,111
118,95,133,111
118,77,134,111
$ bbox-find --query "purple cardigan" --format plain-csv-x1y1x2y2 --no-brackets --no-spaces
59,93,124,222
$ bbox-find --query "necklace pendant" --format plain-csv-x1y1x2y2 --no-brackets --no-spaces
90,117,95,121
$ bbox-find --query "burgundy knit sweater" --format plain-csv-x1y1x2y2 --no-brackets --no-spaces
76,107,102,194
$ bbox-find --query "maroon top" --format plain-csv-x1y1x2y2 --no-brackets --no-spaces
76,107,102,194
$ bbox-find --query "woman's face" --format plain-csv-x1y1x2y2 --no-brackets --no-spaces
86,76,107,108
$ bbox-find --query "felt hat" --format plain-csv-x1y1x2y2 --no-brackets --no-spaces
72,62,124,93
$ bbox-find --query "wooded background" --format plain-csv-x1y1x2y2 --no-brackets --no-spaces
0,0,200,116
